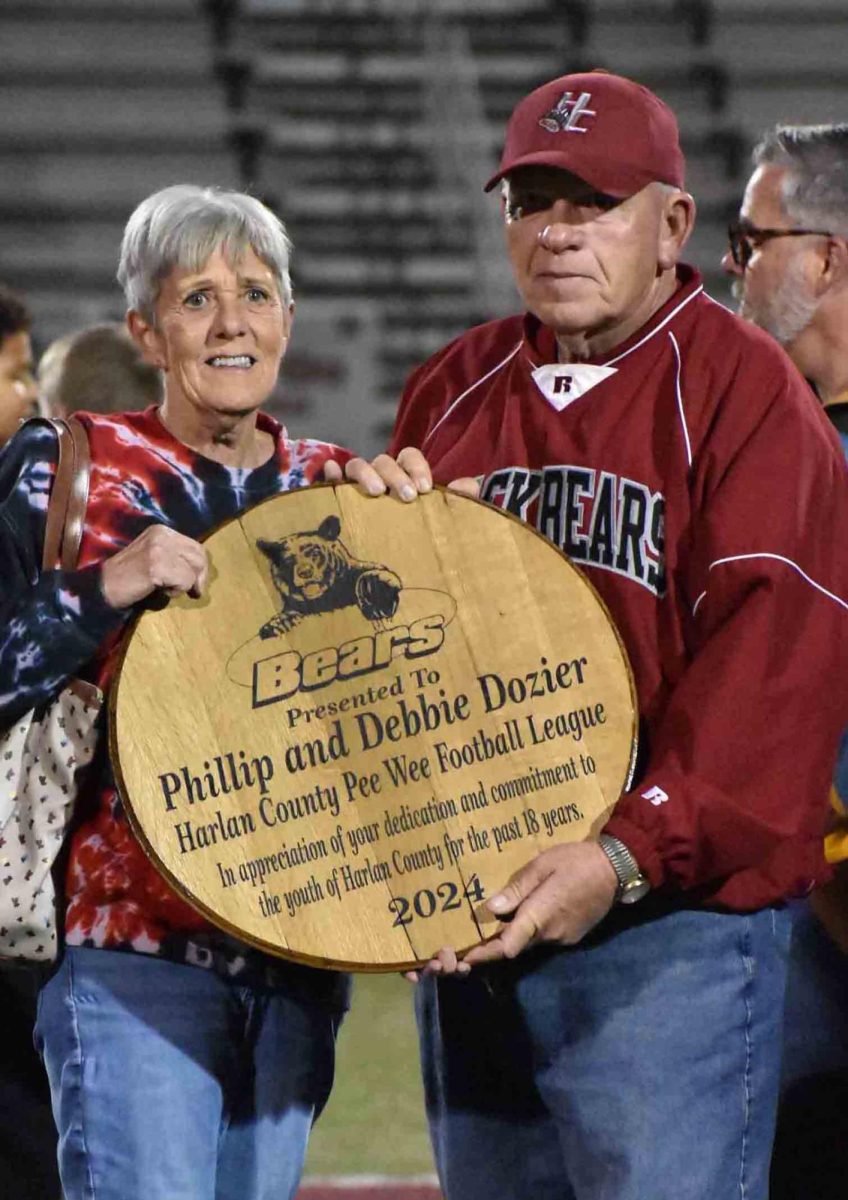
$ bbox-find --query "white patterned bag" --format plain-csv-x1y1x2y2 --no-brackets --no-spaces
0,417,102,961
0,683,101,958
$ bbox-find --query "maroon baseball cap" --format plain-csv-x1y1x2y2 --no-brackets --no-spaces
484,70,685,197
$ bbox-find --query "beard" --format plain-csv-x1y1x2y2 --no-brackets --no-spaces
734,256,820,346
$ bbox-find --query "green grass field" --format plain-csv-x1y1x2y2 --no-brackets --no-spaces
303,973,435,1177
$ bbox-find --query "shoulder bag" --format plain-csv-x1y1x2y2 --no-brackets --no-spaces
0,417,102,960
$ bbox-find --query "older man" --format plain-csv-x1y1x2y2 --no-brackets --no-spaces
723,123,848,1200
382,73,848,1200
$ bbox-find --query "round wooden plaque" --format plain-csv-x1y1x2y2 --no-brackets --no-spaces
110,485,637,970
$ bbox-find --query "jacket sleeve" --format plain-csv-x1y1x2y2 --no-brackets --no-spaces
0,421,126,728
604,371,848,907
389,363,434,457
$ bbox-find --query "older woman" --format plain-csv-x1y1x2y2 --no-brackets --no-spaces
0,184,420,1200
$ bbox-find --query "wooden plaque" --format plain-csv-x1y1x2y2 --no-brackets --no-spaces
110,485,637,970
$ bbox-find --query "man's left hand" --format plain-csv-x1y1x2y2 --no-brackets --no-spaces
463,841,619,966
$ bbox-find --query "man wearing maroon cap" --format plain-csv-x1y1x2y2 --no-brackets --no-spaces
379,71,848,1199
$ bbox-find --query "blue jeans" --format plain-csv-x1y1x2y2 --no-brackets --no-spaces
416,905,791,1200
35,947,345,1200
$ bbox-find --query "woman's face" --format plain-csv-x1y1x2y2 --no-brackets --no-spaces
136,247,291,421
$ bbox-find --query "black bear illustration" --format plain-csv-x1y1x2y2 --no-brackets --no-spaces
257,515,402,637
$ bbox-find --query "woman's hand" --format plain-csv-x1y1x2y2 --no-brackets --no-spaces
100,525,209,609
324,448,481,501
324,447,431,500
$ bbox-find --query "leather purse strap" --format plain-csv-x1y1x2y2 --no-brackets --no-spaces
41,416,91,572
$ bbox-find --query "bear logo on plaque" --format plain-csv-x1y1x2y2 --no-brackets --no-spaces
225,514,458,712
257,514,403,636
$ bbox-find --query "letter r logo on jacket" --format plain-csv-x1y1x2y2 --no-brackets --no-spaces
641,785,669,806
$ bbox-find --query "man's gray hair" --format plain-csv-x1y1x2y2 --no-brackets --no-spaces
753,125,848,239
118,184,293,318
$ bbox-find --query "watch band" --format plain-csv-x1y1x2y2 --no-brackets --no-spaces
598,834,650,905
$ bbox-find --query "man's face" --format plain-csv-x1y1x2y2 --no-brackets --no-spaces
722,163,822,346
504,166,672,343
0,329,37,445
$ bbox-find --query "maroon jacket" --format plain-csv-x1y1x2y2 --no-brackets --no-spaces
390,267,848,911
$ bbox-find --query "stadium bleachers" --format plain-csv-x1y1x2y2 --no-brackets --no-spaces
2,0,846,454
0,1,237,343
227,0,729,437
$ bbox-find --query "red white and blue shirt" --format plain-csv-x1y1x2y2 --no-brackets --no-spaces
0,405,351,999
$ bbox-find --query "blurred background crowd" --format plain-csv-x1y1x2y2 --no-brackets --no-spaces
3,0,846,455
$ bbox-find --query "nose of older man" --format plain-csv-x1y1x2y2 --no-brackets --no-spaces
537,204,584,253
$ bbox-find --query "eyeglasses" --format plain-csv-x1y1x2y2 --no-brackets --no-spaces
727,221,833,270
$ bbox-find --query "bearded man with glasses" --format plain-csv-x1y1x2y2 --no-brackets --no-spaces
722,125,848,442
724,123,848,1200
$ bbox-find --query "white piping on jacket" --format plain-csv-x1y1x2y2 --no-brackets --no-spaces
692,552,848,616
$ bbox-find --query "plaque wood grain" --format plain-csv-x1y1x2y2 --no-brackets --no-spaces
110,485,637,970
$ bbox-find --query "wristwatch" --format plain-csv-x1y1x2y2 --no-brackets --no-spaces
598,834,650,905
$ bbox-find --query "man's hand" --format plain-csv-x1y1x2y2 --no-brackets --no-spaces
462,841,619,967
100,525,209,609
324,448,481,501
404,946,472,984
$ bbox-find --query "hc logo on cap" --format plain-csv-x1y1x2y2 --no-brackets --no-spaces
539,91,596,135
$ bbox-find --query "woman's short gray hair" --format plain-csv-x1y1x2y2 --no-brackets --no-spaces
117,184,293,318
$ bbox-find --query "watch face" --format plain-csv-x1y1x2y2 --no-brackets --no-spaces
619,877,650,905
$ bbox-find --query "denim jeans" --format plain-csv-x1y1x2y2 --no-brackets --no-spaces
416,904,791,1200
35,947,345,1200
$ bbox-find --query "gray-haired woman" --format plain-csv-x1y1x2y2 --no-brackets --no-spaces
0,183,420,1200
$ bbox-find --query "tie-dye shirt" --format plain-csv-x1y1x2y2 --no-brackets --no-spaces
0,407,352,1001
